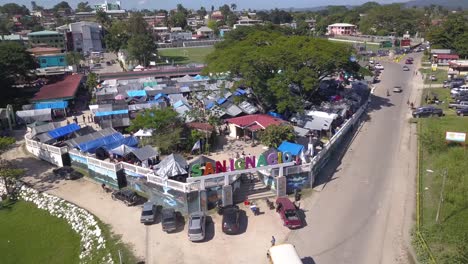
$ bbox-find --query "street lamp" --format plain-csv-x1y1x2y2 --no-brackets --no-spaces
426,168,448,224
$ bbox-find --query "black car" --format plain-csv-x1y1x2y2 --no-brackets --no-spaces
456,108,468,116
111,189,140,206
412,106,444,118
52,166,83,180
222,207,241,235
161,208,177,232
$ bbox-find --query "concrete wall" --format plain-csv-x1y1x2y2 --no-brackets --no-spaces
25,136,66,167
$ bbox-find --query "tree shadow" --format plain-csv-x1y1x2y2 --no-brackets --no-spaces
301,256,317,264
202,215,216,242
367,94,395,113
10,156,59,193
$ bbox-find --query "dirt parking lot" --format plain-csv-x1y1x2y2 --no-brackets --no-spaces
3,138,295,264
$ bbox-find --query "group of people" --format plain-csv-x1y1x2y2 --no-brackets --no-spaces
67,114,94,125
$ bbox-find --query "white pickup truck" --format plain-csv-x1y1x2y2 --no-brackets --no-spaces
448,101,468,109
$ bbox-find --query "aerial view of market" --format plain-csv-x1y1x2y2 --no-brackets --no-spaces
0,0,467,264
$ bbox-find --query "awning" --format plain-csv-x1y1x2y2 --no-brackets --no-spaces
134,129,153,137
76,132,124,153
130,145,159,161
277,141,304,156
95,109,129,117
16,109,52,124
156,154,188,178
109,144,136,157
153,93,167,100
48,123,80,139
34,101,68,110
126,90,147,97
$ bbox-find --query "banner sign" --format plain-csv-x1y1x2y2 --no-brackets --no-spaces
445,131,466,143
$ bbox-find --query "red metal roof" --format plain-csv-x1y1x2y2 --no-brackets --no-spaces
32,74,83,102
187,122,214,132
226,114,284,131
435,54,459,59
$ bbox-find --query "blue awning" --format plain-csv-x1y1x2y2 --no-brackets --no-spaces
34,101,68,110
234,89,247,96
217,98,227,105
102,136,139,150
153,93,167,100
277,141,304,156
95,109,128,117
47,123,80,139
268,111,284,119
77,132,125,153
126,90,147,97
206,101,215,110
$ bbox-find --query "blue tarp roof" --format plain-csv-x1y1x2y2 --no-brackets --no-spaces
173,100,187,108
127,90,147,97
206,101,215,110
268,111,284,120
35,101,68,110
234,89,247,96
47,123,80,139
194,74,209,80
217,98,227,105
95,109,128,117
101,136,139,150
153,93,167,100
278,141,304,156
77,132,124,153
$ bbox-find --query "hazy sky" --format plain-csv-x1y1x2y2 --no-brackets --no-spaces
4,0,409,10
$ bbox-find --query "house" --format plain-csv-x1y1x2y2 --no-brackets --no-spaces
170,32,193,41
226,114,285,139
234,17,262,29
0,34,27,45
27,47,66,68
56,22,103,53
28,30,65,50
449,60,468,77
211,11,224,20
196,26,214,38
326,23,357,36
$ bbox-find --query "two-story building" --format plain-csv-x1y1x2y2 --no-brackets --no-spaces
57,22,103,53
27,47,67,68
28,30,65,50
326,23,357,36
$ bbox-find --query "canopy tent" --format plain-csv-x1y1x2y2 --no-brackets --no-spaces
16,109,52,124
66,127,117,148
126,90,147,97
134,129,153,137
109,144,137,157
102,136,138,151
76,132,125,153
30,122,61,137
129,145,159,162
47,123,81,139
156,154,188,178
277,141,304,156
34,101,68,110
95,109,129,117
194,74,210,81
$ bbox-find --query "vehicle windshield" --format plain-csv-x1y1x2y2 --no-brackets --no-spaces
188,228,202,234
142,210,153,216
285,210,299,220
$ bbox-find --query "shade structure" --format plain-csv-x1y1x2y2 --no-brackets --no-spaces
134,129,153,137
34,101,68,110
277,141,304,156
130,145,159,162
47,123,80,139
156,154,188,178
109,144,136,157
126,90,147,97
76,132,124,153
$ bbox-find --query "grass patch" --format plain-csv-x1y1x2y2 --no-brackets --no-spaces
418,115,468,263
98,220,140,264
420,68,448,84
421,88,457,116
158,46,214,64
0,200,81,264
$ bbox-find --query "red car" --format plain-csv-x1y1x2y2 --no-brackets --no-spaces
276,197,303,229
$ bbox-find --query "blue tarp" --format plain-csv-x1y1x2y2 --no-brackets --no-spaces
47,123,80,139
153,93,167,100
234,89,247,96
173,100,186,108
102,136,139,151
278,141,304,156
217,98,227,105
95,109,129,117
34,101,68,110
77,132,124,153
194,74,209,80
206,101,215,110
268,111,284,120
143,81,157,87
127,90,147,97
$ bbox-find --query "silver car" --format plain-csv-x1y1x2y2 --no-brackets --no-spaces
140,202,156,224
188,212,206,242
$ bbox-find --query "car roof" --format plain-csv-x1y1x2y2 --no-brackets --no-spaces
189,216,202,228
276,197,296,210
268,244,303,264
142,202,154,210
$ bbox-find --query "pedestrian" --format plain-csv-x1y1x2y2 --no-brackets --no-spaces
66,119,70,125
73,116,78,124
271,236,276,246
82,115,86,124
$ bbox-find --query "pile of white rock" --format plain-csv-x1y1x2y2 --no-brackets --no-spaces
19,186,114,264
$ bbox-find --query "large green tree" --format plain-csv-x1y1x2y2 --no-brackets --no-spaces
0,3,30,16
0,42,37,101
104,20,129,54
0,137,23,197
76,2,93,12
65,51,84,68
204,27,360,113
127,34,157,66
86,72,98,92
259,125,295,148
426,13,468,57
52,1,71,11
127,12,150,35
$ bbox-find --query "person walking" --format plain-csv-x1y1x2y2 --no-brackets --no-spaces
82,115,86,124
271,236,276,246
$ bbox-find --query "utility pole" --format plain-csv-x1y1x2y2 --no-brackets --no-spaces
435,168,448,224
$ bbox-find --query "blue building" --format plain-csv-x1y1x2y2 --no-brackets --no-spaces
37,54,67,68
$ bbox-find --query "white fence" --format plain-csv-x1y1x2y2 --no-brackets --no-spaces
25,135,67,167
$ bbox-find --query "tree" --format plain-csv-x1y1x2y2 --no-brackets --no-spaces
169,10,188,28
0,42,37,101
65,51,84,67
76,2,93,12
96,10,111,28
197,7,207,18
0,3,30,16
426,13,468,57
127,12,150,35
127,34,157,66
104,20,129,54
204,27,360,113
52,1,71,11
259,125,295,148
207,20,219,36
86,72,98,92
231,3,237,11
211,5,215,12
0,137,23,197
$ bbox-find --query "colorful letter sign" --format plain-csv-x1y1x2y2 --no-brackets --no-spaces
190,151,293,177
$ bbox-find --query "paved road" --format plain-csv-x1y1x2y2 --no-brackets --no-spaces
288,54,422,264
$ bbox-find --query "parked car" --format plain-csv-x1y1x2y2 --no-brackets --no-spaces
222,206,241,235
161,208,177,232
451,85,468,96
276,197,303,229
374,64,384,70
443,80,450,88
188,212,206,242
140,202,157,224
429,75,437,81
456,108,468,116
393,86,403,93
450,79,465,89
111,189,140,206
52,166,83,180
407,57,414,61
402,66,410,71
453,95,468,103
405,59,413,64
448,101,468,109
412,106,444,118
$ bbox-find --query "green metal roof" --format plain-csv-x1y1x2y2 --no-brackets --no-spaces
28,30,62,36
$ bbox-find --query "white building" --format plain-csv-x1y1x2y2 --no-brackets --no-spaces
57,22,103,53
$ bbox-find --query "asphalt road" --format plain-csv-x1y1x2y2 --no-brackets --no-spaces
288,54,421,264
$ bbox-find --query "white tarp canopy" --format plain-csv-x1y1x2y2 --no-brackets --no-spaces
109,144,136,157
156,154,188,178
134,129,153,137
16,108,52,124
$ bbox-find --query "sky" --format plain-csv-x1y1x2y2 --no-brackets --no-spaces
2,0,409,11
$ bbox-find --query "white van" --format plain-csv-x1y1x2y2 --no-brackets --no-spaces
267,244,303,264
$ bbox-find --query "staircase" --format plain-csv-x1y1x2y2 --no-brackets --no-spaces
233,176,276,203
